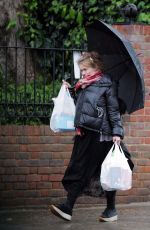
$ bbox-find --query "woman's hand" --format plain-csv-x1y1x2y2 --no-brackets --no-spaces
62,80,71,88
113,136,121,145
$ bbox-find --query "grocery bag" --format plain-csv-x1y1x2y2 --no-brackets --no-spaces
100,143,132,191
50,84,75,132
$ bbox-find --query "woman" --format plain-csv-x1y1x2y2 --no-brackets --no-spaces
50,51,133,222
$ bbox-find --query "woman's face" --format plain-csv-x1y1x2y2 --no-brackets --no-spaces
79,63,98,78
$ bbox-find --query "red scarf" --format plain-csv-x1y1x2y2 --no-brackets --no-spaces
75,71,102,91
75,71,103,136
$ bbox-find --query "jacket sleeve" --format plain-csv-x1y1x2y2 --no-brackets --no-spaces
68,86,77,104
105,82,124,138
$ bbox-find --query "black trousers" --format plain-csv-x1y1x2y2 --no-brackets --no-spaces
62,130,134,206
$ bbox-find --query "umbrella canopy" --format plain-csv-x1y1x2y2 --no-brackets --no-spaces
86,20,145,114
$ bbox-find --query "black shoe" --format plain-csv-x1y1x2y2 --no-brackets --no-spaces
49,203,72,221
99,208,118,222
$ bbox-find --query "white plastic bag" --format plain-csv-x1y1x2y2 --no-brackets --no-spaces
100,143,132,191
50,84,75,132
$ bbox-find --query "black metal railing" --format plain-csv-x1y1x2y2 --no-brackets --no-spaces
0,46,83,124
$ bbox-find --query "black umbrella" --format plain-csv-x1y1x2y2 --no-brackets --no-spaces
86,20,145,114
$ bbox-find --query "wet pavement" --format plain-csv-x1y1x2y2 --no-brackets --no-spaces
0,202,150,230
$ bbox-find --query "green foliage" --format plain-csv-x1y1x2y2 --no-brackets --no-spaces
105,0,150,23
16,1,101,47
16,0,150,48
0,73,61,125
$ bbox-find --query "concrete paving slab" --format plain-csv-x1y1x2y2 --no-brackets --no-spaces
0,203,150,230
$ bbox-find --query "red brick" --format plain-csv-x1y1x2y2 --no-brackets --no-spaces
64,159,70,166
12,126,25,136
137,188,150,195
4,159,17,167
132,42,141,50
52,182,62,189
23,190,39,197
20,145,28,152
26,174,41,182
14,167,29,175
15,152,30,159
38,167,52,174
38,166,65,174
140,152,150,158
17,160,30,167
31,152,40,159
145,138,150,144
28,182,36,189
37,182,52,189
143,26,150,35
137,159,150,166
0,126,13,136
132,180,142,188
37,152,52,159
145,36,150,42
17,175,26,182
0,136,9,144
41,175,49,181
49,159,64,167
0,144,19,152
26,136,41,144
49,189,64,197
29,167,38,174
14,183,28,190
141,44,150,50
4,183,13,190
7,136,18,144
144,108,150,115
138,173,150,180
0,152,15,159
49,174,63,182
39,189,49,197
1,190,16,198
127,145,137,152
139,166,150,173
0,167,5,174
23,126,44,136
5,168,14,174
124,137,145,145
50,152,71,159
143,181,150,187
2,175,18,182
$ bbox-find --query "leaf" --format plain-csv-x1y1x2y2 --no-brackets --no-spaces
69,7,76,20
88,0,97,6
61,5,67,17
76,11,83,25
6,19,17,30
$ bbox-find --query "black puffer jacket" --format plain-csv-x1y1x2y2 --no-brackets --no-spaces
74,74,124,138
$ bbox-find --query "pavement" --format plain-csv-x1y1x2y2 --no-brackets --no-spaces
0,202,150,230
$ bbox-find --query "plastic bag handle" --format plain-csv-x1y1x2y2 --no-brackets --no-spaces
114,142,123,153
116,143,128,160
110,143,115,155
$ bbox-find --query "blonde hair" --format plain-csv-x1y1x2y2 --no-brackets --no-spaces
77,51,104,71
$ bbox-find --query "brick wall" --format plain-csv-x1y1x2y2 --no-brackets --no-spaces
0,24,150,207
